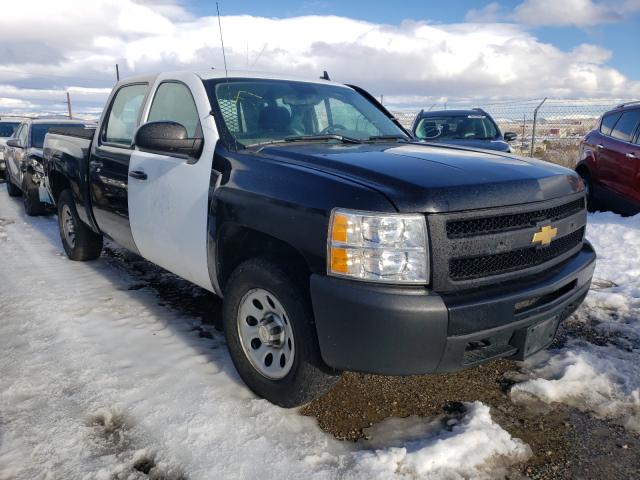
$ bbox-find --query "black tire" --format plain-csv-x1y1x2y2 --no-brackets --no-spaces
578,169,599,212
22,172,46,216
57,189,103,261
223,257,340,407
5,167,22,197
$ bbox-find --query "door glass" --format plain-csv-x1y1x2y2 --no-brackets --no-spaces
600,112,622,136
148,82,201,137
18,124,28,145
104,84,147,145
610,110,640,142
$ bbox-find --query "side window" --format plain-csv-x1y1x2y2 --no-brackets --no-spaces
104,84,147,145
600,112,622,135
610,110,640,143
18,124,29,145
147,82,201,137
600,112,622,136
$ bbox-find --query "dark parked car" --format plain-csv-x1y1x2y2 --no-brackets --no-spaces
411,108,517,152
0,117,23,177
576,101,640,214
44,71,594,407
4,118,93,215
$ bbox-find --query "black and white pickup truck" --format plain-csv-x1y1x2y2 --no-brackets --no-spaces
43,71,596,407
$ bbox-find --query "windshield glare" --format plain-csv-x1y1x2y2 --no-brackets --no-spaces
208,79,407,147
415,115,498,141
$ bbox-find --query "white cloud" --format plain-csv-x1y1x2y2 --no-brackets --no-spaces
0,0,638,117
513,0,621,26
465,2,505,22
468,0,640,27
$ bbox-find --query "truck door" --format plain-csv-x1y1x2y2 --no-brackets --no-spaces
90,83,148,252
128,77,217,292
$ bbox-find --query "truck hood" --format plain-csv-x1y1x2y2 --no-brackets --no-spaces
255,142,583,213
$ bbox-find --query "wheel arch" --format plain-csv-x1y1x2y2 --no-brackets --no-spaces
215,223,313,294
47,169,71,204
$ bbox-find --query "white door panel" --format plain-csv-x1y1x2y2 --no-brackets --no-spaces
128,73,219,293
128,148,214,291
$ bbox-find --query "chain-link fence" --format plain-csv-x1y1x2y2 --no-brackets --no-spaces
391,98,636,168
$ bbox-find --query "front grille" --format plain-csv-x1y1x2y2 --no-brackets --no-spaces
449,227,585,281
446,198,584,238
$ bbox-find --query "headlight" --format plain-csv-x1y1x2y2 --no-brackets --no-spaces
327,208,429,284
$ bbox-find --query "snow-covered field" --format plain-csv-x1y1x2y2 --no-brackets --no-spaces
0,184,638,479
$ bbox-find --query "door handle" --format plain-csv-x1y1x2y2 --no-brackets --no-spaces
129,170,148,180
596,144,604,149
626,153,637,159
89,161,103,168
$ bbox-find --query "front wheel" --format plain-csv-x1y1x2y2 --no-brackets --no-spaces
223,258,340,407
57,189,103,261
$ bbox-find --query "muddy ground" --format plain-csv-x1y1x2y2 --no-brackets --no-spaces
103,245,640,479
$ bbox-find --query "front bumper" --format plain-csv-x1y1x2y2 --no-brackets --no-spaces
311,242,596,375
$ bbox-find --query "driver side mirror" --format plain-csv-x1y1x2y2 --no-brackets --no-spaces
134,121,203,160
504,132,517,142
6,138,23,148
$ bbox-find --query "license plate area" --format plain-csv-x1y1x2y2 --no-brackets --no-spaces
523,315,559,356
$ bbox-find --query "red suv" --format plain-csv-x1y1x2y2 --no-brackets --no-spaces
576,102,640,214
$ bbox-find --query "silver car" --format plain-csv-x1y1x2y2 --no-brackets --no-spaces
0,118,23,175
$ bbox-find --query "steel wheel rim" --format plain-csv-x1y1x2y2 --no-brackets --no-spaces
237,288,295,380
61,205,76,248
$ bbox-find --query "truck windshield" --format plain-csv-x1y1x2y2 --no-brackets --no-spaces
31,123,87,148
0,122,20,138
206,79,408,148
415,115,499,141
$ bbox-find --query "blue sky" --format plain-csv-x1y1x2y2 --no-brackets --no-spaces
187,0,639,79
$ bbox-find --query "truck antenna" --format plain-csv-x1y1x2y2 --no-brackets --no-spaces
216,2,228,79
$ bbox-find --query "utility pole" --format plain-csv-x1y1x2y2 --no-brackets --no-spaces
66,92,73,119
115,64,120,82
380,94,383,105
530,97,547,157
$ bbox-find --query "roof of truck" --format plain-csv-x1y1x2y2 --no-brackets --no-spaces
116,70,351,89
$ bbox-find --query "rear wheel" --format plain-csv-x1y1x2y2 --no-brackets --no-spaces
57,189,103,260
22,172,46,216
223,257,340,407
578,169,599,212
5,167,21,197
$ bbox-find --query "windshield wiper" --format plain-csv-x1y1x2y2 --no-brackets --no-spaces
366,135,409,142
246,134,362,148
284,134,362,144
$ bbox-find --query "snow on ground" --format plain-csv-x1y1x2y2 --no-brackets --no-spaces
512,212,640,431
0,185,529,479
